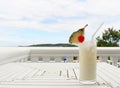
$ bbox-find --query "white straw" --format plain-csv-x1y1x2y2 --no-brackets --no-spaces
92,23,104,41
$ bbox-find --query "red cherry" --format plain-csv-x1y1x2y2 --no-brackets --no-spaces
78,35,84,43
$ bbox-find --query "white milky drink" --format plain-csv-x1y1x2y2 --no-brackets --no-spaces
79,41,96,83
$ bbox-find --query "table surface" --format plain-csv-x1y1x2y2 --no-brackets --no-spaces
0,62,120,88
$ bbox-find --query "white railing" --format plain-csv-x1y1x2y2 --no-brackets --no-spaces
0,47,30,65
0,47,120,66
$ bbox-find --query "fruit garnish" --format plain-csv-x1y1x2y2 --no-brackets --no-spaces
69,24,88,44
78,35,84,43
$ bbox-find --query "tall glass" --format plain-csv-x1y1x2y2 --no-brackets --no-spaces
79,41,96,84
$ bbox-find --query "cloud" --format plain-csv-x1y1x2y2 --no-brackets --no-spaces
85,0,120,16
0,0,120,31
0,0,120,46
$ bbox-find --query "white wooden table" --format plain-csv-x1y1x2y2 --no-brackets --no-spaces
0,62,120,88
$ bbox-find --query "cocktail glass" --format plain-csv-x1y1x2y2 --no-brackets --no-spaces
79,41,96,84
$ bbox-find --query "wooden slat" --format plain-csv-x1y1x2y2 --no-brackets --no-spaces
0,62,120,88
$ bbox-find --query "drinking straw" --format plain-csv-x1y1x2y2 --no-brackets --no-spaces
92,23,104,41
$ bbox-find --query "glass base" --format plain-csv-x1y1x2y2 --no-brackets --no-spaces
80,80,96,84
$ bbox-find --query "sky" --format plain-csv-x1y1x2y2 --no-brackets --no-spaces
0,0,120,46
